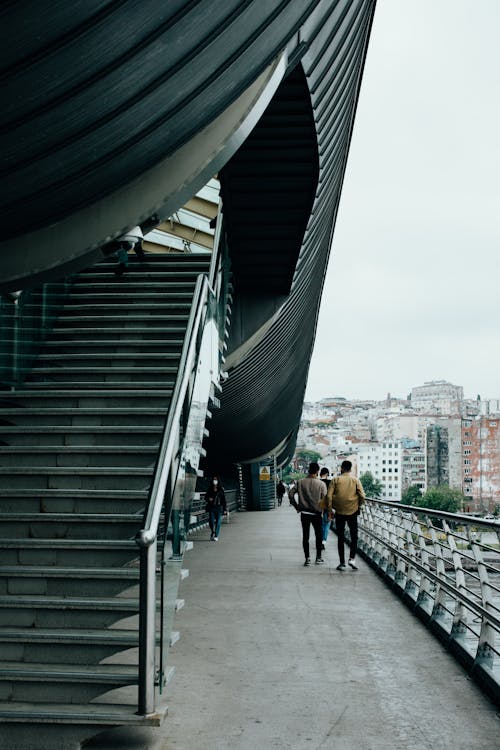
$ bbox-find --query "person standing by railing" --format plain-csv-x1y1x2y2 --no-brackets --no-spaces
327,460,365,571
205,475,227,541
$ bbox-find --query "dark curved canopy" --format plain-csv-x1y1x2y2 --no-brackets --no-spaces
0,0,376,474
208,0,376,468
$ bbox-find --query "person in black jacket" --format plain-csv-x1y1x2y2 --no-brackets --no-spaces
276,480,286,507
205,476,227,541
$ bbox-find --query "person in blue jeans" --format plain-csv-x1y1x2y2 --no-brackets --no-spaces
319,467,331,550
205,476,227,541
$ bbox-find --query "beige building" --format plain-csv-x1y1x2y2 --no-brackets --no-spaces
411,380,463,415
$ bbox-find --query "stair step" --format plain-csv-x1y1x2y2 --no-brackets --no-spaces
83,266,208,276
0,447,157,468
0,542,141,571
0,595,138,611
52,304,191,315
18,385,173,394
35,352,181,361
0,661,138,684
0,391,171,407
43,339,184,348
0,446,156,453
0,627,138,648
0,566,138,581
31,297,192,307
0,512,143,539
0,539,138,551
53,314,189,324
0,488,147,514
0,700,165,725
0,426,162,434
27,366,178,374
91,263,209,272
0,466,152,476
0,389,171,398
70,271,199,281
0,513,142,524
0,426,162,447
0,488,147,499
0,406,167,414
50,327,186,336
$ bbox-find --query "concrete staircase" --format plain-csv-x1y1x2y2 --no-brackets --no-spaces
0,253,210,749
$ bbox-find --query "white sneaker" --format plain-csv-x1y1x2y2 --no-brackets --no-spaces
214,537,218,542
348,559,358,570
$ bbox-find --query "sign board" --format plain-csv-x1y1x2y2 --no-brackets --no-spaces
259,465,271,481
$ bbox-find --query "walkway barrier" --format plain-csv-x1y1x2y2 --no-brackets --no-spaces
358,499,500,706
135,209,230,717
0,278,73,386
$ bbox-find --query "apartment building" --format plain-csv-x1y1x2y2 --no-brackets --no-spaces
463,416,500,511
411,380,463,415
401,447,426,494
425,418,463,490
356,441,402,501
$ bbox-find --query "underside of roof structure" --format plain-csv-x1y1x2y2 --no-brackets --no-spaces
0,0,377,468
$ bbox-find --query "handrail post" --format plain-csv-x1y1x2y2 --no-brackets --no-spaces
138,539,157,715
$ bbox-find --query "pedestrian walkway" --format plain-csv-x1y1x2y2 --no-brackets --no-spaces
90,507,500,750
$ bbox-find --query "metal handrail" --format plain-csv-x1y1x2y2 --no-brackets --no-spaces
136,274,210,548
368,497,500,529
358,497,500,701
135,272,214,714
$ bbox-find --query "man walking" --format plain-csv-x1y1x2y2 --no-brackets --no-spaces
327,460,365,571
290,462,326,566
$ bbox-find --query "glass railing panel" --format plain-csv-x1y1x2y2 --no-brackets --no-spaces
0,294,15,385
156,308,219,694
0,278,73,387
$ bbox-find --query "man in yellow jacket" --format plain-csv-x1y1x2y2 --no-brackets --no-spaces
327,460,365,571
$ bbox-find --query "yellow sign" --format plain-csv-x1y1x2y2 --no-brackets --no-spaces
259,465,271,481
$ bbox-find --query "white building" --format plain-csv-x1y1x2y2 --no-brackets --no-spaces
376,414,422,442
354,441,403,501
479,399,500,416
410,380,463,415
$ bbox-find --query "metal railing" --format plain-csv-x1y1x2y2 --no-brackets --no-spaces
1,278,73,387
358,499,500,703
135,272,219,714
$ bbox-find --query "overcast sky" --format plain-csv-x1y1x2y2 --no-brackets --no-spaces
305,0,500,403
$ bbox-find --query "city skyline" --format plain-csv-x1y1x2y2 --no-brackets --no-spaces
305,0,500,404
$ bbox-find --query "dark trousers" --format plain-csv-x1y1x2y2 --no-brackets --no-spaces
300,513,323,560
335,513,358,564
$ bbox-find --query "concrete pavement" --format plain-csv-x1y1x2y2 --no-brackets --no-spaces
88,506,500,750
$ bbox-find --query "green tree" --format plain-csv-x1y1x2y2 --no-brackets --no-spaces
418,485,464,513
359,471,382,499
401,485,422,505
294,449,322,473
282,465,306,483
296,449,321,464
